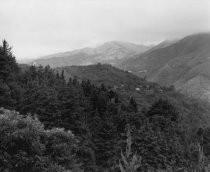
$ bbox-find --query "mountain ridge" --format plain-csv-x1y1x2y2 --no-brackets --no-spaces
32,41,152,67
118,32,210,101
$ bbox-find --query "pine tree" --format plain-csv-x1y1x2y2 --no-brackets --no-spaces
129,96,138,112
0,40,20,108
0,40,19,81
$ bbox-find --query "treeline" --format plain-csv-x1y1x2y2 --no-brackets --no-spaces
0,40,210,172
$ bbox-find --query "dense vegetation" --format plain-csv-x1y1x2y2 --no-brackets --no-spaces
0,108,82,172
1,40,210,171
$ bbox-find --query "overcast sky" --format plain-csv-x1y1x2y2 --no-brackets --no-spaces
0,0,210,61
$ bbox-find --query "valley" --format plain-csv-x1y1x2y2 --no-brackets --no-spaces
31,33,210,102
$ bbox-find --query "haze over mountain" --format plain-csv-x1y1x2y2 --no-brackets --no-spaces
146,39,179,52
118,33,210,101
32,41,151,67
31,32,210,101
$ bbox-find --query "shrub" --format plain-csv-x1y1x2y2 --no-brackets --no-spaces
0,108,83,172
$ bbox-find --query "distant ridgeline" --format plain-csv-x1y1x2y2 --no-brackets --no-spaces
30,33,210,102
1,40,210,171
118,33,210,102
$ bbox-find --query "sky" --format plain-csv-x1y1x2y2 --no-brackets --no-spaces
0,0,210,61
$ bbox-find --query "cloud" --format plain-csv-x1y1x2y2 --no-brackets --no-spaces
0,0,209,60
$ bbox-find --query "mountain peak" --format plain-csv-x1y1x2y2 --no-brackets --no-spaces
31,41,151,67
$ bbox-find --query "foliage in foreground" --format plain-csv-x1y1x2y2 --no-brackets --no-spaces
0,108,82,172
119,125,210,172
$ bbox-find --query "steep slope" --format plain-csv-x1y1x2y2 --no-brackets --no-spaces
32,41,151,68
146,39,179,52
118,33,210,101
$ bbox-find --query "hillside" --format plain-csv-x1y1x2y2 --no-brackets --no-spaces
32,41,151,67
2,40,210,171
118,33,210,101
56,64,146,89
55,64,210,115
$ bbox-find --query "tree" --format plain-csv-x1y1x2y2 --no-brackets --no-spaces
119,125,141,172
131,99,186,170
0,40,21,109
61,70,65,80
0,40,19,82
0,108,83,172
129,96,138,112
146,99,179,132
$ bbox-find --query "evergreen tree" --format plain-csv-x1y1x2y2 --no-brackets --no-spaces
0,40,19,81
132,99,186,170
0,40,20,108
129,96,138,112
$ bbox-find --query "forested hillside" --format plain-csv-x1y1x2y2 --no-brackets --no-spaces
55,64,210,118
1,40,210,172
118,33,210,101
55,64,146,89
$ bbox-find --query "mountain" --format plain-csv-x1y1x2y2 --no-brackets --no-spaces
32,41,151,67
118,33,210,101
146,39,179,52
